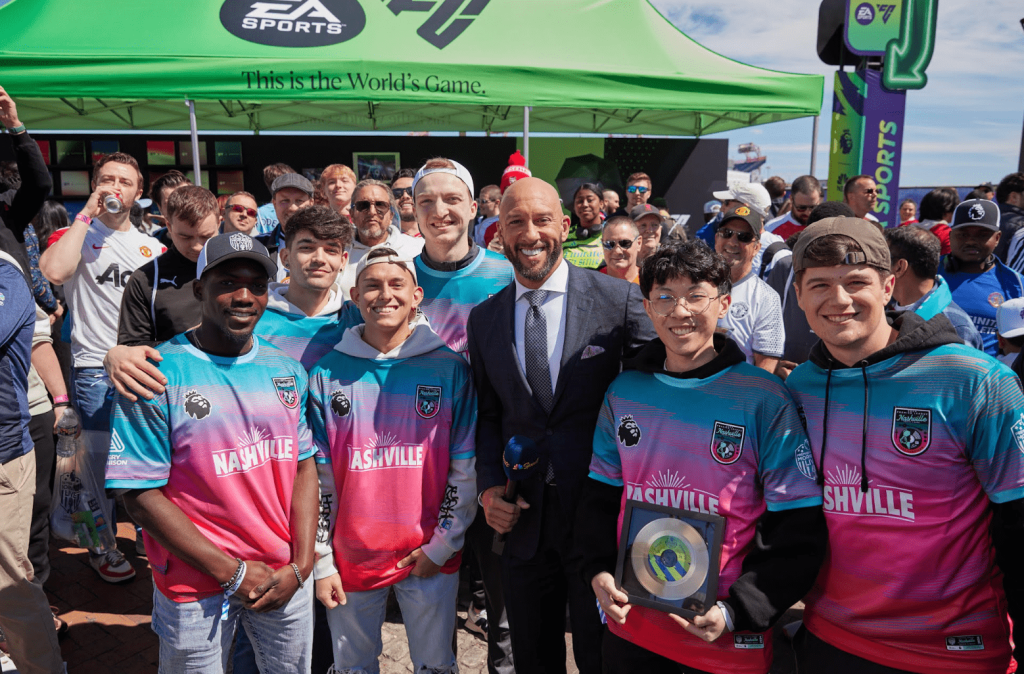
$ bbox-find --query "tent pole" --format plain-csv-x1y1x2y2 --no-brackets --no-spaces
523,106,531,168
186,99,201,183
810,115,819,177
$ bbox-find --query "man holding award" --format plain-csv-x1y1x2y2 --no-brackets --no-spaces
786,217,1024,673
576,241,826,673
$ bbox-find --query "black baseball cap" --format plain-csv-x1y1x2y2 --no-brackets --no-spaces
951,199,1000,232
719,205,764,237
196,233,278,279
271,173,314,197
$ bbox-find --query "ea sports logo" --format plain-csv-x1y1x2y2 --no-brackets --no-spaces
220,0,365,47
854,3,875,25
968,204,986,221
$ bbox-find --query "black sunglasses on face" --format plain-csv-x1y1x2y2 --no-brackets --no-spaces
716,228,756,244
602,237,638,250
392,187,413,199
354,200,391,213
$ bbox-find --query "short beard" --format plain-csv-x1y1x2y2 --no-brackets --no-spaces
357,223,387,243
213,321,254,347
508,242,559,282
400,212,417,223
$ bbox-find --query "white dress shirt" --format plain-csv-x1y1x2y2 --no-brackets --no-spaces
514,259,569,391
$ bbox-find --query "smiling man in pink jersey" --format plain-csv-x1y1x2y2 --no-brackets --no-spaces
787,217,1024,674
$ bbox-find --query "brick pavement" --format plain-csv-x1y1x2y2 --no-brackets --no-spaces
34,516,799,673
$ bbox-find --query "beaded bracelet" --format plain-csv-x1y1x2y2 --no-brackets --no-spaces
220,558,244,591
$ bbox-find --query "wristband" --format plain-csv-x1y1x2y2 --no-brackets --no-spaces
53,394,69,405
290,562,305,588
6,124,26,135
74,212,91,225
221,560,247,622
716,601,735,632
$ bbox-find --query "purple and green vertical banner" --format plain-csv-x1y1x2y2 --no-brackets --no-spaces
827,69,906,228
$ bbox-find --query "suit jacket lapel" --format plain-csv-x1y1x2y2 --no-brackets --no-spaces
553,264,593,404
498,283,535,399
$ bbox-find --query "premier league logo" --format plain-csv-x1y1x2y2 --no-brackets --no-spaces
416,385,442,419
710,421,745,465
617,415,642,447
273,376,299,409
184,390,212,420
969,204,986,221
330,390,351,417
891,407,931,456
795,442,817,480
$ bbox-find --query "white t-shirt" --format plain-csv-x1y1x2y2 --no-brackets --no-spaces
56,219,163,367
718,271,785,363
338,226,425,300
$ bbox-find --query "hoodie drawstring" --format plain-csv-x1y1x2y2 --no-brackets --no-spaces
860,364,870,493
815,364,834,486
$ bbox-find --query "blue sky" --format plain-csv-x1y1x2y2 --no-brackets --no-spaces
651,0,1024,187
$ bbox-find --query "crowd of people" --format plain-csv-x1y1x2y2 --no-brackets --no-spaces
1,82,1023,674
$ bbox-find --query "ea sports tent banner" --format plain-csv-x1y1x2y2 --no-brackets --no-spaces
0,0,824,135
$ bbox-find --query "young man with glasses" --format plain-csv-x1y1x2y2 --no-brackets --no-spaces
336,179,423,299
221,191,259,236
765,175,822,240
625,172,653,211
600,216,640,283
843,175,880,222
391,168,419,237
576,241,824,673
715,206,784,373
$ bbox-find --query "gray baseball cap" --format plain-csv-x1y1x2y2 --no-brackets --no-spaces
271,173,314,197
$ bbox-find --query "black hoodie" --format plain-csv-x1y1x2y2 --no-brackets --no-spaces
801,310,1024,664
573,335,827,634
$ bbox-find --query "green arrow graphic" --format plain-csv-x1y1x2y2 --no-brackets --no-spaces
883,0,939,90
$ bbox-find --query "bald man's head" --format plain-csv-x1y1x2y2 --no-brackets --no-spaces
498,177,570,288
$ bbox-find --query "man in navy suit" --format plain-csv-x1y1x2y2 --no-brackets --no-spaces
467,178,655,673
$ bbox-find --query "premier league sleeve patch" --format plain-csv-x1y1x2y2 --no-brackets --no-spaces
273,376,299,409
710,421,745,465
184,390,212,420
891,407,931,456
415,385,442,419
617,415,642,447
330,390,351,417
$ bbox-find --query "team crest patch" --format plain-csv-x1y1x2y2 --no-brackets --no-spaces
229,232,253,251
617,415,642,447
891,407,931,456
795,441,817,480
273,377,299,409
710,421,745,465
139,246,152,258
330,390,351,417
415,385,442,419
1011,413,1024,454
731,302,750,319
184,390,212,420
989,292,1004,308
735,206,751,216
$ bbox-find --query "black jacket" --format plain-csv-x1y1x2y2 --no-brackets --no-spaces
574,335,827,633
117,246,200,346
0,131,51,288
997,201,1024,262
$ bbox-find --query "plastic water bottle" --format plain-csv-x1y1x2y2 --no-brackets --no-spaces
55,406,80,454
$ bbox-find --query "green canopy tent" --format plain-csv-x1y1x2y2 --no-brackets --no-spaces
0,0,823,177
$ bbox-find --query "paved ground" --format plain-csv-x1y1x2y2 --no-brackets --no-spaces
19,513,800,673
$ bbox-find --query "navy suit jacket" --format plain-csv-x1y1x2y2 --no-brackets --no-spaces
467,261,655,560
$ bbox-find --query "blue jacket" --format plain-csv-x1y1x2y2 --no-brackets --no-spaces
898,276,984,351
0,259,35,465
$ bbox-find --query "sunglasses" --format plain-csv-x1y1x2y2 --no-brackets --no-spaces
602,237,638,250
354,200,391,213
226,204,258,218
626,185,649,194
392,187,413,199
716,227,756,244
792,204,816,212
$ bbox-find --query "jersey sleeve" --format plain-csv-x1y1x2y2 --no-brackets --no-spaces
449,362,476,461
293,366,315,461
966,364,1024,504
105,390,172,490
751,283,785,358
117,268,157,346
758,384,822,512
589,391,624,487
307,367,332,465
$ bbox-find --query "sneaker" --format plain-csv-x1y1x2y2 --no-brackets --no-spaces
89,548,136,583
464,607,488,637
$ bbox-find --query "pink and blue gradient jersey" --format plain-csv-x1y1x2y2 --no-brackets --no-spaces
255,285,363,369
415,248,513,357
105,333,314,603
787,342,1024,673
590,362,820,674
308,326,477,592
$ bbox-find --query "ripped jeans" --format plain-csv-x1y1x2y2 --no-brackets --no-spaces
324,571,458,674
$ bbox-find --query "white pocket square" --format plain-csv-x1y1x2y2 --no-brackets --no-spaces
581,345,605,360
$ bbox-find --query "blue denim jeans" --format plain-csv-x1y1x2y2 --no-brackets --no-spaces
325,571,458,674
151,581,314,674
71,367,116,531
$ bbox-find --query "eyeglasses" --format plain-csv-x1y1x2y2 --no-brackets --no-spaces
627,185,650,194
392,187,413,199
716,227,756,244
792,204,816,212
354,200,391,213
227,204,258,218
602,237,638,250
649,291,720,316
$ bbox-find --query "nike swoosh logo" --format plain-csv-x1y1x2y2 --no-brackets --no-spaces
92,244,107,250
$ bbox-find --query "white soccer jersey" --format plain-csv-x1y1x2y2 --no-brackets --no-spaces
718,271,785,363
